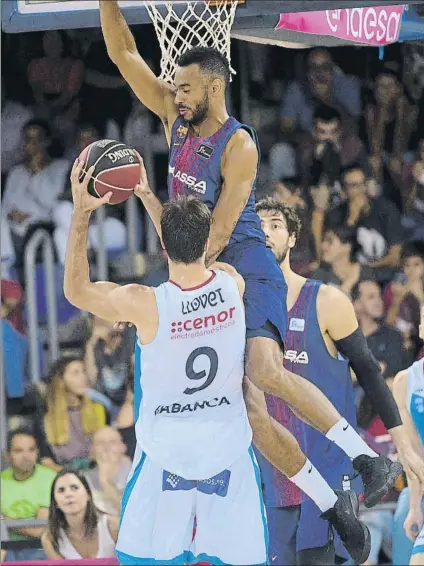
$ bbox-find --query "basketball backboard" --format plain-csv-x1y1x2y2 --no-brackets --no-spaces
2,0,424,42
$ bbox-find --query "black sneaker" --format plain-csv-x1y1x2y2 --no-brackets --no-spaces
321,490,371,565
353,454,403,508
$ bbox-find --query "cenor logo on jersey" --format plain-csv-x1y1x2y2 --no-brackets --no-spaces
168,166,207,194
182,287,225,315
171,307,236,335
284,350,309,364
196,144,214,159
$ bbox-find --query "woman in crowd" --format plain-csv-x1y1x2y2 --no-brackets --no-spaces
35,356,108,471
42,469,118,559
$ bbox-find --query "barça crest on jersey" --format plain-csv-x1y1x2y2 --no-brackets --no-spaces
177,125,189,138
196,144,214,159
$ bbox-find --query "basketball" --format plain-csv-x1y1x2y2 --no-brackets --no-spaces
78,139,141,205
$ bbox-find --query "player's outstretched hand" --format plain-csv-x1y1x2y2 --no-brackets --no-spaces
70,159,112,214
134,151,152,200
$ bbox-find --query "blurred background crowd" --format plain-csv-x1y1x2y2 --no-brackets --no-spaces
1,26,424,565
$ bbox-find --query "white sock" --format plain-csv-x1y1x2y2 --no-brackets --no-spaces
326,418,378,460
289,459,338,512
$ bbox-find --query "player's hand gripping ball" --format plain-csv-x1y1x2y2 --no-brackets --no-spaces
78,139,142,205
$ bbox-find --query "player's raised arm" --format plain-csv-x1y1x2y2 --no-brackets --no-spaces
99,0,176,125
205,129,258,266
63,161,156,337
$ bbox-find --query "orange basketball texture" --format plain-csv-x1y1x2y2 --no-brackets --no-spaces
78,140,141,205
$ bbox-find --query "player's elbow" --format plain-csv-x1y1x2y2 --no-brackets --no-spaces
63,284,86,310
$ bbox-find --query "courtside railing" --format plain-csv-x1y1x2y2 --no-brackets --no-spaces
24,230,59,382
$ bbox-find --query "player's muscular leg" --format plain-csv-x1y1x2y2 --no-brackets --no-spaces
244,377,306,477
246,336,340,434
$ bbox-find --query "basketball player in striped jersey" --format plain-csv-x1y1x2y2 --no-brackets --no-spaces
393,307,424,566
255,197,424,565
100,0,424,537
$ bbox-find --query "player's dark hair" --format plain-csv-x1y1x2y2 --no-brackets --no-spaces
7,428,37,451
177,47,231,88
256,197,302,241
48,469,98,555
313,105,341,124
324,225,359,262
161,196,212,264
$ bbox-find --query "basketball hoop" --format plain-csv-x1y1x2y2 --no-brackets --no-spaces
144,0,239,84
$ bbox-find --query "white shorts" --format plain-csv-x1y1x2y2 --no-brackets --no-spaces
116,445,268,565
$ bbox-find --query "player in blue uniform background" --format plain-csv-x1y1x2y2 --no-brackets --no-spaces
393,308,424,566
255,197,424,565
100,4,424,559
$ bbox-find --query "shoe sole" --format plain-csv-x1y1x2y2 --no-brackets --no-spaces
363,461,403,508
354,521,372,564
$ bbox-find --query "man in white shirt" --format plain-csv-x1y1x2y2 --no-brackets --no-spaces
2,119,69,259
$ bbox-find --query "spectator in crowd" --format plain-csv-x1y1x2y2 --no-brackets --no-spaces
123,82,156,154
84,316,135,409
326,165,403,270
280,47,362,138
312,225,374,297
352,280,407,380
27,30,84,144
41,469,119,559
79,32,132,134
84,426,132,516
403,138,424,241
384,242,424,355
1,77,33,183
34,357,108,471
53,123,127,264
2,119,69,265
272,176,315,273
298,106,368,207
269,48,362,183
1,429,57,561
1,278,25,334
361,69,417,187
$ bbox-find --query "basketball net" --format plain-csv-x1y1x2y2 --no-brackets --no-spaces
144,0,239,84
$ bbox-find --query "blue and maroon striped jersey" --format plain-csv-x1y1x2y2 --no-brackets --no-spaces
167,116,265,249
258,279,361,507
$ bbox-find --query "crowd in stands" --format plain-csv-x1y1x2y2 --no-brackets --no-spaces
1,26,424,565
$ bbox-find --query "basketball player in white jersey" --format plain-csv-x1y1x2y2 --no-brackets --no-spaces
64,160,266,564
393,306,424,566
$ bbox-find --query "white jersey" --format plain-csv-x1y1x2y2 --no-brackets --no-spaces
406,358,424,445
135,270,251,480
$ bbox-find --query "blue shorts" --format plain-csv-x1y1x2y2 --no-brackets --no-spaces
219,241,288,346
266,464,361,562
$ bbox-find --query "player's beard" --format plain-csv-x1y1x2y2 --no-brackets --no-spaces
189,91,210,125
276,241,290,264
